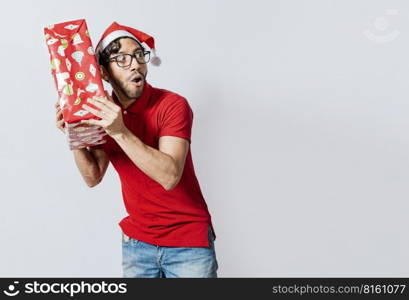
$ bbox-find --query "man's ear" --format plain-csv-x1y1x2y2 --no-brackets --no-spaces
99,65,110,82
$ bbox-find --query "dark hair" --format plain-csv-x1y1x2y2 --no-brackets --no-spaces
98,37,145,69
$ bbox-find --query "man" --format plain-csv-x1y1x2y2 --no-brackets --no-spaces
54,22,218,278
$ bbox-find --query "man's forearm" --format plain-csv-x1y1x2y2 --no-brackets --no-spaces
72,148,102,187
112,128,178,190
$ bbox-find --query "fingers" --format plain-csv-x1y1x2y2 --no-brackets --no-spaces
81,118,102,126
56,119,65,132
55,103,65,133
55,99,108,132
82,103,106,119
56,109,63,121
86,98,116,118
93,93,119,112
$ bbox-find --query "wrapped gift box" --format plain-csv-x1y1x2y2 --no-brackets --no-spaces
44,19,107,150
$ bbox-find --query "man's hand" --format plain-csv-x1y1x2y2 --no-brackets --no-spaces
81,91,126,138
55,101,65,133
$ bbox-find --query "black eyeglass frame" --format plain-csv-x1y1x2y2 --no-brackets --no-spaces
107,50,151,68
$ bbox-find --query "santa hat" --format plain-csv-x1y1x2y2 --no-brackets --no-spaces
95,21,161,66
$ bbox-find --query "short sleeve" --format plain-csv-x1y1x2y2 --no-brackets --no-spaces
158,96,193,144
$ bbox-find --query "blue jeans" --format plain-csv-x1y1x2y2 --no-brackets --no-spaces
122,226,218,278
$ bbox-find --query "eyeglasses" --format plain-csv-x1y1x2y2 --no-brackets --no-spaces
108,50,151,68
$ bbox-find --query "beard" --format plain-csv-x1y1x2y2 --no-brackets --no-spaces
112,71,147,99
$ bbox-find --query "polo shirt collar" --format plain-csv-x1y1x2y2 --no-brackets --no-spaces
111,81,153,113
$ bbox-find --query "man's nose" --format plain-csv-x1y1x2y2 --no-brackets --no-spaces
130,55,141,71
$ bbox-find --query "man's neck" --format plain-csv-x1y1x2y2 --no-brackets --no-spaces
113,88,138,109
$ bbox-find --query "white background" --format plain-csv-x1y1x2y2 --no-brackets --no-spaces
0,0,408,277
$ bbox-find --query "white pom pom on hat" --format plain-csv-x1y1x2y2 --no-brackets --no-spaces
150,49,161,66
95,21,161,66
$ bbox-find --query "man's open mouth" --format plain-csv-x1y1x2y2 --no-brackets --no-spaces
131,75,143,85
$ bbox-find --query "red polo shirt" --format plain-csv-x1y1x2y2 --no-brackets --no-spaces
94,81,215,247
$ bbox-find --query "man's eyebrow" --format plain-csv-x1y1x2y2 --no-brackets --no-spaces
116,47,142,54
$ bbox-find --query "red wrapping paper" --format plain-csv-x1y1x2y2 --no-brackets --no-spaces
44,19,107,150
